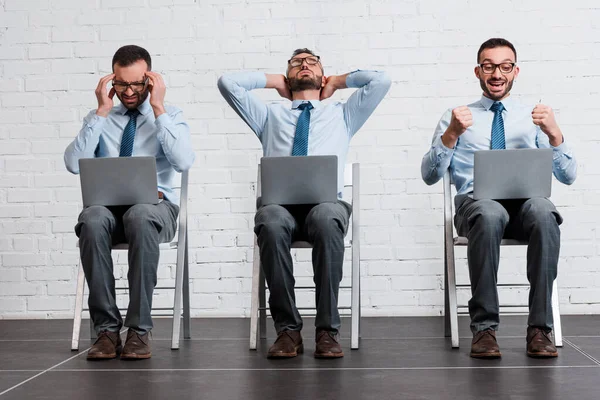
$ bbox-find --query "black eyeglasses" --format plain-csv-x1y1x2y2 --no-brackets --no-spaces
288,56,320,68
112,77,149,93
479,62,516,74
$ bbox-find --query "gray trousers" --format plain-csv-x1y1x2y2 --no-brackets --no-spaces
254,201,351,334
75,201,179,334
454,195,563,333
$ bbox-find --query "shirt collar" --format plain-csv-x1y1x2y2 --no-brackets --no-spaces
116,96,152,116
291,99,323,111
479,94,514,111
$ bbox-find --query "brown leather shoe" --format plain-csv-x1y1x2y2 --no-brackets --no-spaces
314,330,344,359
267,330,303,359
121,329,152,360
87,331,122,360
470,329,501,358
527,327,558,358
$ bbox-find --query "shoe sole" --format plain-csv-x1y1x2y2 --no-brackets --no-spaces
120,352,152,360
314,352,344,359
267,344,303,359
470,352,501,359
87,345,122,360
527,351,558,358
87,353,118,360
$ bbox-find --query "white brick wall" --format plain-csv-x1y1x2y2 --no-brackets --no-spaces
1,0,599,319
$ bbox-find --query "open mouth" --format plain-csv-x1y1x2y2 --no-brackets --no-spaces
488,80,505,93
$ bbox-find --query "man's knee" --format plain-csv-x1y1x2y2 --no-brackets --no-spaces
254,205,294,241
76,206,114,238
123,204,158,234
470,200,510,231
522,198,562,227
306,203,346,238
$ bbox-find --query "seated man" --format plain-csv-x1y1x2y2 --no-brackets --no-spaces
64,45,195,360
218,48,390,358
421,38,576,358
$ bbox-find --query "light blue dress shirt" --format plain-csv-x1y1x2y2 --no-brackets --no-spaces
421,95,577,195
217,70,391,196
64,98,195,205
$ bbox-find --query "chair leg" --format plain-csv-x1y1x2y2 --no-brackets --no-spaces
183,237,191,339
444,258,451,338
445,243,459,349
171,234,187,350
249,235,260,350
351,241,360,350
552,280,563,347
71,262,86,351
259,267,267,340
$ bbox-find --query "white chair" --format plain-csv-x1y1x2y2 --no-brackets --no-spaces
71,170,190,351
249,163,361,350
443,170,563,348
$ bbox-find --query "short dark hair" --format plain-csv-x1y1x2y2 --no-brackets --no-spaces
290,48,318,59
112,45,152,71
477,38,517,63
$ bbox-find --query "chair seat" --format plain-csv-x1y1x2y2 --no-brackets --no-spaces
454,237,527,246
76,241,178,250
291,241,312,249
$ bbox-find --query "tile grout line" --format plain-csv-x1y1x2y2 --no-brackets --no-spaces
40,365,600,372
0,350,89,397
0,327,129,397
564,338,600,365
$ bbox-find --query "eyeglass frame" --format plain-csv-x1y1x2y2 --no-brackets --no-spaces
478,62,516,75
287,55,321,68
112,77,149,93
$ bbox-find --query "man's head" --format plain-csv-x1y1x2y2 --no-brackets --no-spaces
474,38,519,101
111,45,152,110
286,48,325,92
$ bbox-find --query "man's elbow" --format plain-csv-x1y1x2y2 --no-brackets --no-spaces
174,154,195,173
64,154,79,174
376,71,392,90
217,75,233,95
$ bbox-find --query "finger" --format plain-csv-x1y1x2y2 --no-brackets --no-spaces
146,75,156,90
147,71,164,86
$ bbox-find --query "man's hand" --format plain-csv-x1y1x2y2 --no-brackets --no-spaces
146,71,167,117
95,73,115,117
265,74,292,100
320,75,348,100
532,104,563,146
441,106,473,148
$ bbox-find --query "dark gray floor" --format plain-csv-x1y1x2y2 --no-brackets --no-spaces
0,316,599,399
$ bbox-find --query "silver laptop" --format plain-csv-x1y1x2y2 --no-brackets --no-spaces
79,157,159,207
473,148,553,200
260,155,338,205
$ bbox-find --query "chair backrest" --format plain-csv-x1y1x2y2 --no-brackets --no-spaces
442,170,458,245
175,170,189,239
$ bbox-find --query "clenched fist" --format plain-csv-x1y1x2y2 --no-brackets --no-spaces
532,104,563,146
442,106,472,148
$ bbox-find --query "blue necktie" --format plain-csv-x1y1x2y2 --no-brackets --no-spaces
291,103,313,156
490,102,505,150
119,109,140,157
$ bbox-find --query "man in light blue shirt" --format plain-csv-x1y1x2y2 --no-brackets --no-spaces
422,38,576,359
218,48,390,359
64,45,195,360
